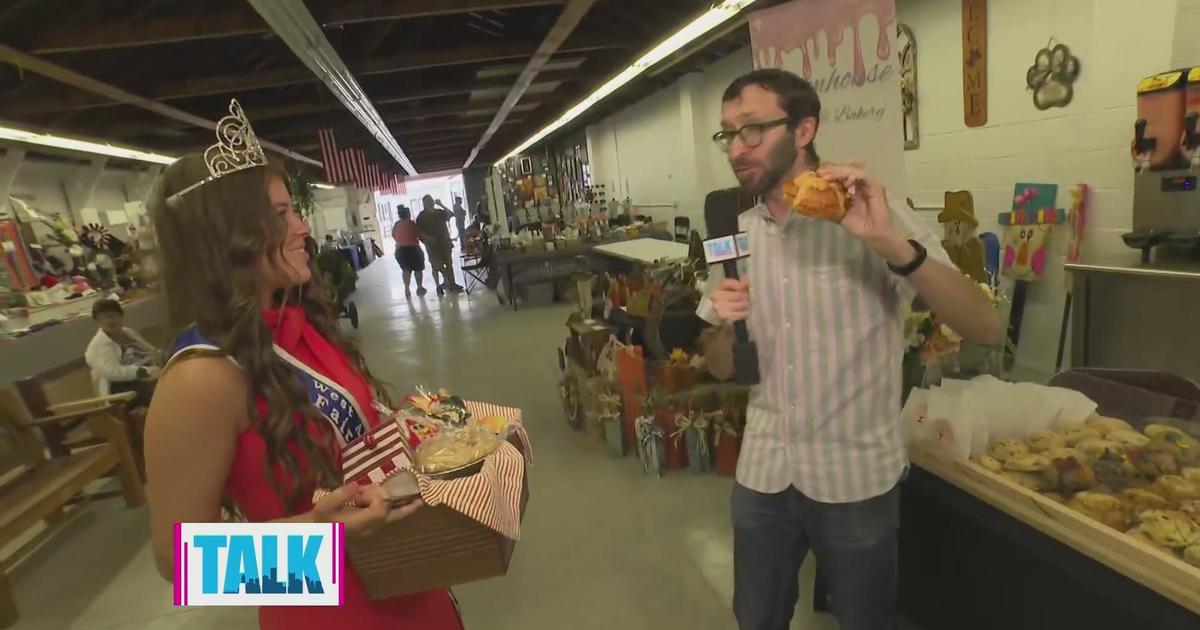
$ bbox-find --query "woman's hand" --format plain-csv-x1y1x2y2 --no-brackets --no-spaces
309,483,424,540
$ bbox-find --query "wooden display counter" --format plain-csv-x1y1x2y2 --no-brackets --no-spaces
900,449,1200,630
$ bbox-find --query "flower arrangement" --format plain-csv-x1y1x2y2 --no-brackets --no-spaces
903,280,1009,392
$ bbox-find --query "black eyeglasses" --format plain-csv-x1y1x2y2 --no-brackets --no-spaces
712,117,792,152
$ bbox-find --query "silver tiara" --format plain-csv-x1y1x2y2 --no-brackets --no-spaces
166,99,267,206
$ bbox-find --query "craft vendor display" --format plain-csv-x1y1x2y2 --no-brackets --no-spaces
328,387,530,599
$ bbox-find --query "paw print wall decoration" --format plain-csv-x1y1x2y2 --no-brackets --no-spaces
1026,40,1080,110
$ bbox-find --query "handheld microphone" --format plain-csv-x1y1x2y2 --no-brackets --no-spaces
701,232,760,386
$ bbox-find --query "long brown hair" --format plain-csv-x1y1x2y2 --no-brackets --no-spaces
147,154,387,510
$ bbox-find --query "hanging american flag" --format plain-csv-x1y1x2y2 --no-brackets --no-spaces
316,129,348,184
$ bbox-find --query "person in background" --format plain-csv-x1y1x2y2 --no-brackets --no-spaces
701,68,1002,630
142,137,461,627
85,298,161,411
320,234,339,254
415,195,462,296
392,205,427,299
452,196,467,246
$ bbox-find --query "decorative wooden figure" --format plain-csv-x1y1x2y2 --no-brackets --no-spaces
1026,40,1081,110
999,183,1063,282
962,0,987,127
938,191,987,284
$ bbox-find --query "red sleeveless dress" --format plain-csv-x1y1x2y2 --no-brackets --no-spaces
221,306,462,630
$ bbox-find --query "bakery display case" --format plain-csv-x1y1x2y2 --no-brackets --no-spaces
900,369,1200,630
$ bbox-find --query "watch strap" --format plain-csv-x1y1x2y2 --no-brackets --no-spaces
887,239,927,277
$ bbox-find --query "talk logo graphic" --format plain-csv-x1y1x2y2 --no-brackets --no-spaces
174,522,345,607
749,0,896,86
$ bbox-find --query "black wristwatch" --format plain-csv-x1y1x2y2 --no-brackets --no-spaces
887,239,927,277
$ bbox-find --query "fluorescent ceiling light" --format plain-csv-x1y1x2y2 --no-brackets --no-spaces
312,182,336,189
500,0,755,162
0,125,176,165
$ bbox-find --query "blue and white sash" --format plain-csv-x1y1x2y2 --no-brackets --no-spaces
168,329,367,445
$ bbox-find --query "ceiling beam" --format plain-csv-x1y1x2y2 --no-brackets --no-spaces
30,0,585,54
0,43,319,166
3,40,616,115
258,96,556,139
465,0,596,167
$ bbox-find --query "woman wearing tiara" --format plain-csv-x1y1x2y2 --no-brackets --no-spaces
142,101,462,629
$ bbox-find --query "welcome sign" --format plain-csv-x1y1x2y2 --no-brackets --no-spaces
748,0,906,198
174,522,345,607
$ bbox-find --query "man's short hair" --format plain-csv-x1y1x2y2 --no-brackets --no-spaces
722,68,821,164
92,298,124,320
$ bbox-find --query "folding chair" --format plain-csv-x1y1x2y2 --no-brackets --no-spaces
460,233,490,295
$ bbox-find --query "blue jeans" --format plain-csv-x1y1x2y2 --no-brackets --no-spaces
732,482,900,630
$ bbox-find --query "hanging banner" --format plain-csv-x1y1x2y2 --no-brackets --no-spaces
748,0,906,199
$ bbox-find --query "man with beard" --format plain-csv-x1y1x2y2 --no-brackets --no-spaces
700,69,1001,630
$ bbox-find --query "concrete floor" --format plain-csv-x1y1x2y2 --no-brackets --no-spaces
6,257,852,630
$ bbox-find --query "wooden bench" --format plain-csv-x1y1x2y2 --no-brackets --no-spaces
15,356,148,476
0,388,145,628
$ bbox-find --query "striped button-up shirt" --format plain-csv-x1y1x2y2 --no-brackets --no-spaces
699,202,949,503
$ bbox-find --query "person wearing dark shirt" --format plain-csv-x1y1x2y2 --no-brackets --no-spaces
452,196,467,246
415,195,462,296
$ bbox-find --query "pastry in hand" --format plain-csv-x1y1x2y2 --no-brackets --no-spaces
782,171,848,222
1068,491,1130,530
987,438,1029,462
1087,416,1134,436
1027,429,1066,452
1004,452,1050,472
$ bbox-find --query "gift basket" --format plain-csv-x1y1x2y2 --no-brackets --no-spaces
324,388,531,600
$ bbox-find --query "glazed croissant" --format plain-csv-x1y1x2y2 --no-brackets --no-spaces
782,171,848,223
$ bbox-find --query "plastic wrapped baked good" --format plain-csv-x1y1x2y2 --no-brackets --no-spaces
976,455,1004,473
1042,456,1096,492
1043,446,1086,462
1076,437,1122,460
1001,470,1042,491
1086,416,1134,436
413,428,503,475
1137,509,1200,548
1129,444,1179,478
1027,429,1066,452
1182,467,1200,485
1145,423,1189,439
1128,525,1177,555
1152,475,1200,502
1184,544,1200,568
1107,429,1151,448
987,439,1029,462
1121,487,1171,514
1093,452,1140,490
1061,424,1102,445
1068,491,1130,530
1004,452,1050,472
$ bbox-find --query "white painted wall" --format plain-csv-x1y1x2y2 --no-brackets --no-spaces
900,0,1180,379
586,47,751,234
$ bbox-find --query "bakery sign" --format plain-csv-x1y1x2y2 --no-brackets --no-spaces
173,522,345,607
748,0,907,199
